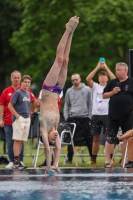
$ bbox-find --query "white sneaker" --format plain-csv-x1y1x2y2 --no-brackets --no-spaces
5,162,13,169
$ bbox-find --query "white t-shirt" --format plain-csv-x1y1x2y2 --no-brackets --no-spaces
91,82,109,115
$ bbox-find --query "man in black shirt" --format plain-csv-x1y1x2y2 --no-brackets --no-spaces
103,62,133,168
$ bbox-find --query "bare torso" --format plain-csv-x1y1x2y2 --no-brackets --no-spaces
40,89,60,134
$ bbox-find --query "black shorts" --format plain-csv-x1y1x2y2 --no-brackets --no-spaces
91,115,108,135
106,113,133,137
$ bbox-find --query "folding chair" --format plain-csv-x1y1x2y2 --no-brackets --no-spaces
62,117,92,164
110,127,122,165
34,138,43,168
60,123,77,166
34,137,56,168
123,141,128,168
29,112,40,155
110,127,128,168
34,122,76,168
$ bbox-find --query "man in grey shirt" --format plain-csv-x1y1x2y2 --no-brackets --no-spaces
63,73,92,163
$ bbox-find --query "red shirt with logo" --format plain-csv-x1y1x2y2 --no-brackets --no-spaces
0,85,35,125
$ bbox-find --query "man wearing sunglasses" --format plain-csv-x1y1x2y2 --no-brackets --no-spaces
63,73,92,164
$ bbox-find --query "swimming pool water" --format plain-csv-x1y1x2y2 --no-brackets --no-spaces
0,168,133,200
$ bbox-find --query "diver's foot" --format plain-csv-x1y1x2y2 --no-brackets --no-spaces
72,15,79,32
66,16,79,32
50,165,59,173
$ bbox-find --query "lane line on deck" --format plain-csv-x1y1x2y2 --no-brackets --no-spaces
0,173,133,177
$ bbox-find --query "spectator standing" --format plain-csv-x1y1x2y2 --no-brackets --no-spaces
8,75,35,169
63,73,92,164
86,61,115,165
0,71,36,169
103,62,133,168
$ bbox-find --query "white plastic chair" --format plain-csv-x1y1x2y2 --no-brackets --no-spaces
34,138,43,168
122,141,128,168
60,123,78,166
34,138,55,168
34,122,77,168
110,127,128,168
110,127,122,165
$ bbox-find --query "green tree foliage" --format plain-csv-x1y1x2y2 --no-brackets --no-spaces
9,0,133,90
0,0,22,92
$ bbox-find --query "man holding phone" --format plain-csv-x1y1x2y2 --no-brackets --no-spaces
86,59,115,166
103,62,133,168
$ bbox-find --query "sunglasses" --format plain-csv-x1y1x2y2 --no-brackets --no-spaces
72,79,78,82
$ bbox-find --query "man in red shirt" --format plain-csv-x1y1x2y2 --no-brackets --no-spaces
0,70,36,169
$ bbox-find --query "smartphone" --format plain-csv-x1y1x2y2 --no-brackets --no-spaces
99,57,105,63
116,82,121,88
